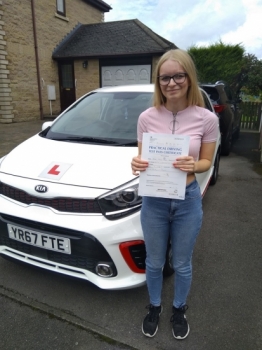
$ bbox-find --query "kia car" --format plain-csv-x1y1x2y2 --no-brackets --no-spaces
0,85,221,290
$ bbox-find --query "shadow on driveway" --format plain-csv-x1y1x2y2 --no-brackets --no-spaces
232,131,262,175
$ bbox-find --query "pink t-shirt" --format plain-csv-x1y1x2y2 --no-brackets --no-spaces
137,105,219,160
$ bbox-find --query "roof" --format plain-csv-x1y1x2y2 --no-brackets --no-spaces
82,0,112,12
52,19,178,59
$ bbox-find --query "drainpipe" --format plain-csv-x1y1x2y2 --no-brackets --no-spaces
31,0,43,119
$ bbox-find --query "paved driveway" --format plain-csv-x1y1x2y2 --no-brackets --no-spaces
0,121,261,350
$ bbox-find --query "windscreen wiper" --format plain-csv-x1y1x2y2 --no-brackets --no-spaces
114,141,138,146
52,136,118,144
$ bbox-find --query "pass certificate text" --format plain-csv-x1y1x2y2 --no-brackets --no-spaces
138,133,190,200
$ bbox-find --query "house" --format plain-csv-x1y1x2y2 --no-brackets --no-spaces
52,19,177,112
0,0,177,124
0,0,111,123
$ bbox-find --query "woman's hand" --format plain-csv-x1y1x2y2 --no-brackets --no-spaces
173,156,195,174
131,155,149,176
174,143,216,174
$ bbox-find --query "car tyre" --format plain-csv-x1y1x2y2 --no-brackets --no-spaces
210,150,220,186
163,241,174,277
234,126,240,140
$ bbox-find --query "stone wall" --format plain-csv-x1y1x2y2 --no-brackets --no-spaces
1,0,104,123
152,56,160,83
0,0,13,123
74,59,100,100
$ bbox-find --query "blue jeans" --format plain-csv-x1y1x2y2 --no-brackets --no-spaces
140,180,203,308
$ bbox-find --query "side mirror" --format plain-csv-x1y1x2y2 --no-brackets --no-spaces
42,121,53,131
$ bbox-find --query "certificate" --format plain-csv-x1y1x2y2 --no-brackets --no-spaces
138,133,190,200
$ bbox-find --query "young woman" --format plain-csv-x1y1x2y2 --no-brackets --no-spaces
131,49,219,340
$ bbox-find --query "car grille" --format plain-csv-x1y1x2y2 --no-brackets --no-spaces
0,214,116,275
0,182,101,214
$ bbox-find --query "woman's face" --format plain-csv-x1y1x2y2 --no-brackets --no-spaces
158,59,190,104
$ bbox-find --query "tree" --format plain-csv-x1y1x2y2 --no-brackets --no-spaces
188,41,245,97
239,54,262,96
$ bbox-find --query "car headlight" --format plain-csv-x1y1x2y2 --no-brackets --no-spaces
98,182,142,220
0,156,6,169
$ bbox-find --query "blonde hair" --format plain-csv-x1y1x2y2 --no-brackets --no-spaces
153,49,204,108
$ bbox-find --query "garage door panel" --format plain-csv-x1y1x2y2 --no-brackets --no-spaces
102,65,151,86
139,69,149,83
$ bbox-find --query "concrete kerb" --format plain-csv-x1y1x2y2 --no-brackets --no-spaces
0,285,138,350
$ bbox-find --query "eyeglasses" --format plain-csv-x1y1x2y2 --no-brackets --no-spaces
158,73,188,86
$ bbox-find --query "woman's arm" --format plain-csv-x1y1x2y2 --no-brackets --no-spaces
173,142,216,174
131,142,149,176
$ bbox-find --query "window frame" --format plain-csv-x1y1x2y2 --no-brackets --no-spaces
56,0,66,17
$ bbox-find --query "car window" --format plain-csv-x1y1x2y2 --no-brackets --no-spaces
50,92,111,133
47,92,153,141
201,86,219,103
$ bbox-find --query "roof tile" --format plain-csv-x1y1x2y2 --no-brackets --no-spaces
53,19,177,59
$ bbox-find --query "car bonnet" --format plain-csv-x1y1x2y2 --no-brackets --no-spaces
0,135,137,189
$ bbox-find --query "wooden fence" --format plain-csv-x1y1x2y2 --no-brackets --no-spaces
240,102,262,131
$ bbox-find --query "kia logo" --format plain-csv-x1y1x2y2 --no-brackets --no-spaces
35,185,48,193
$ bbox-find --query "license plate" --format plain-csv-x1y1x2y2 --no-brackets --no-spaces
7,224,71,254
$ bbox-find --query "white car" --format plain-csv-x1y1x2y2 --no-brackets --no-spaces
0,85,220,290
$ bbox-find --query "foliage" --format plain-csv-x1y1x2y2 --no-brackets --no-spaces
188,41,244,95
240,92,261,102
238,54,262,97
188,41,262,100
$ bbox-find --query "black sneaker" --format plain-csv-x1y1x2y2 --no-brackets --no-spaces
170,305,190,340
142,304,163,337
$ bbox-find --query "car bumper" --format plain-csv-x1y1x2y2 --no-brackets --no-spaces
0,194,146,290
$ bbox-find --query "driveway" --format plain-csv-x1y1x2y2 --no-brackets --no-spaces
0,121,261,350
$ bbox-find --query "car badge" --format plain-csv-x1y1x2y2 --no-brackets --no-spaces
35,185,48,193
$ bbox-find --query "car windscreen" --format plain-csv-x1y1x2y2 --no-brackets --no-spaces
43,91,153,145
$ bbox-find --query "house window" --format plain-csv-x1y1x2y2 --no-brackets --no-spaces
56,0,66,16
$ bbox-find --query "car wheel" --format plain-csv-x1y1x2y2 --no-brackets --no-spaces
221,127,233,156
163,241,174,277
234,126,240,140
210,150,220,186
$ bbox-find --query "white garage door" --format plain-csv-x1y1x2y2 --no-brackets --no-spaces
101,65,151,87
